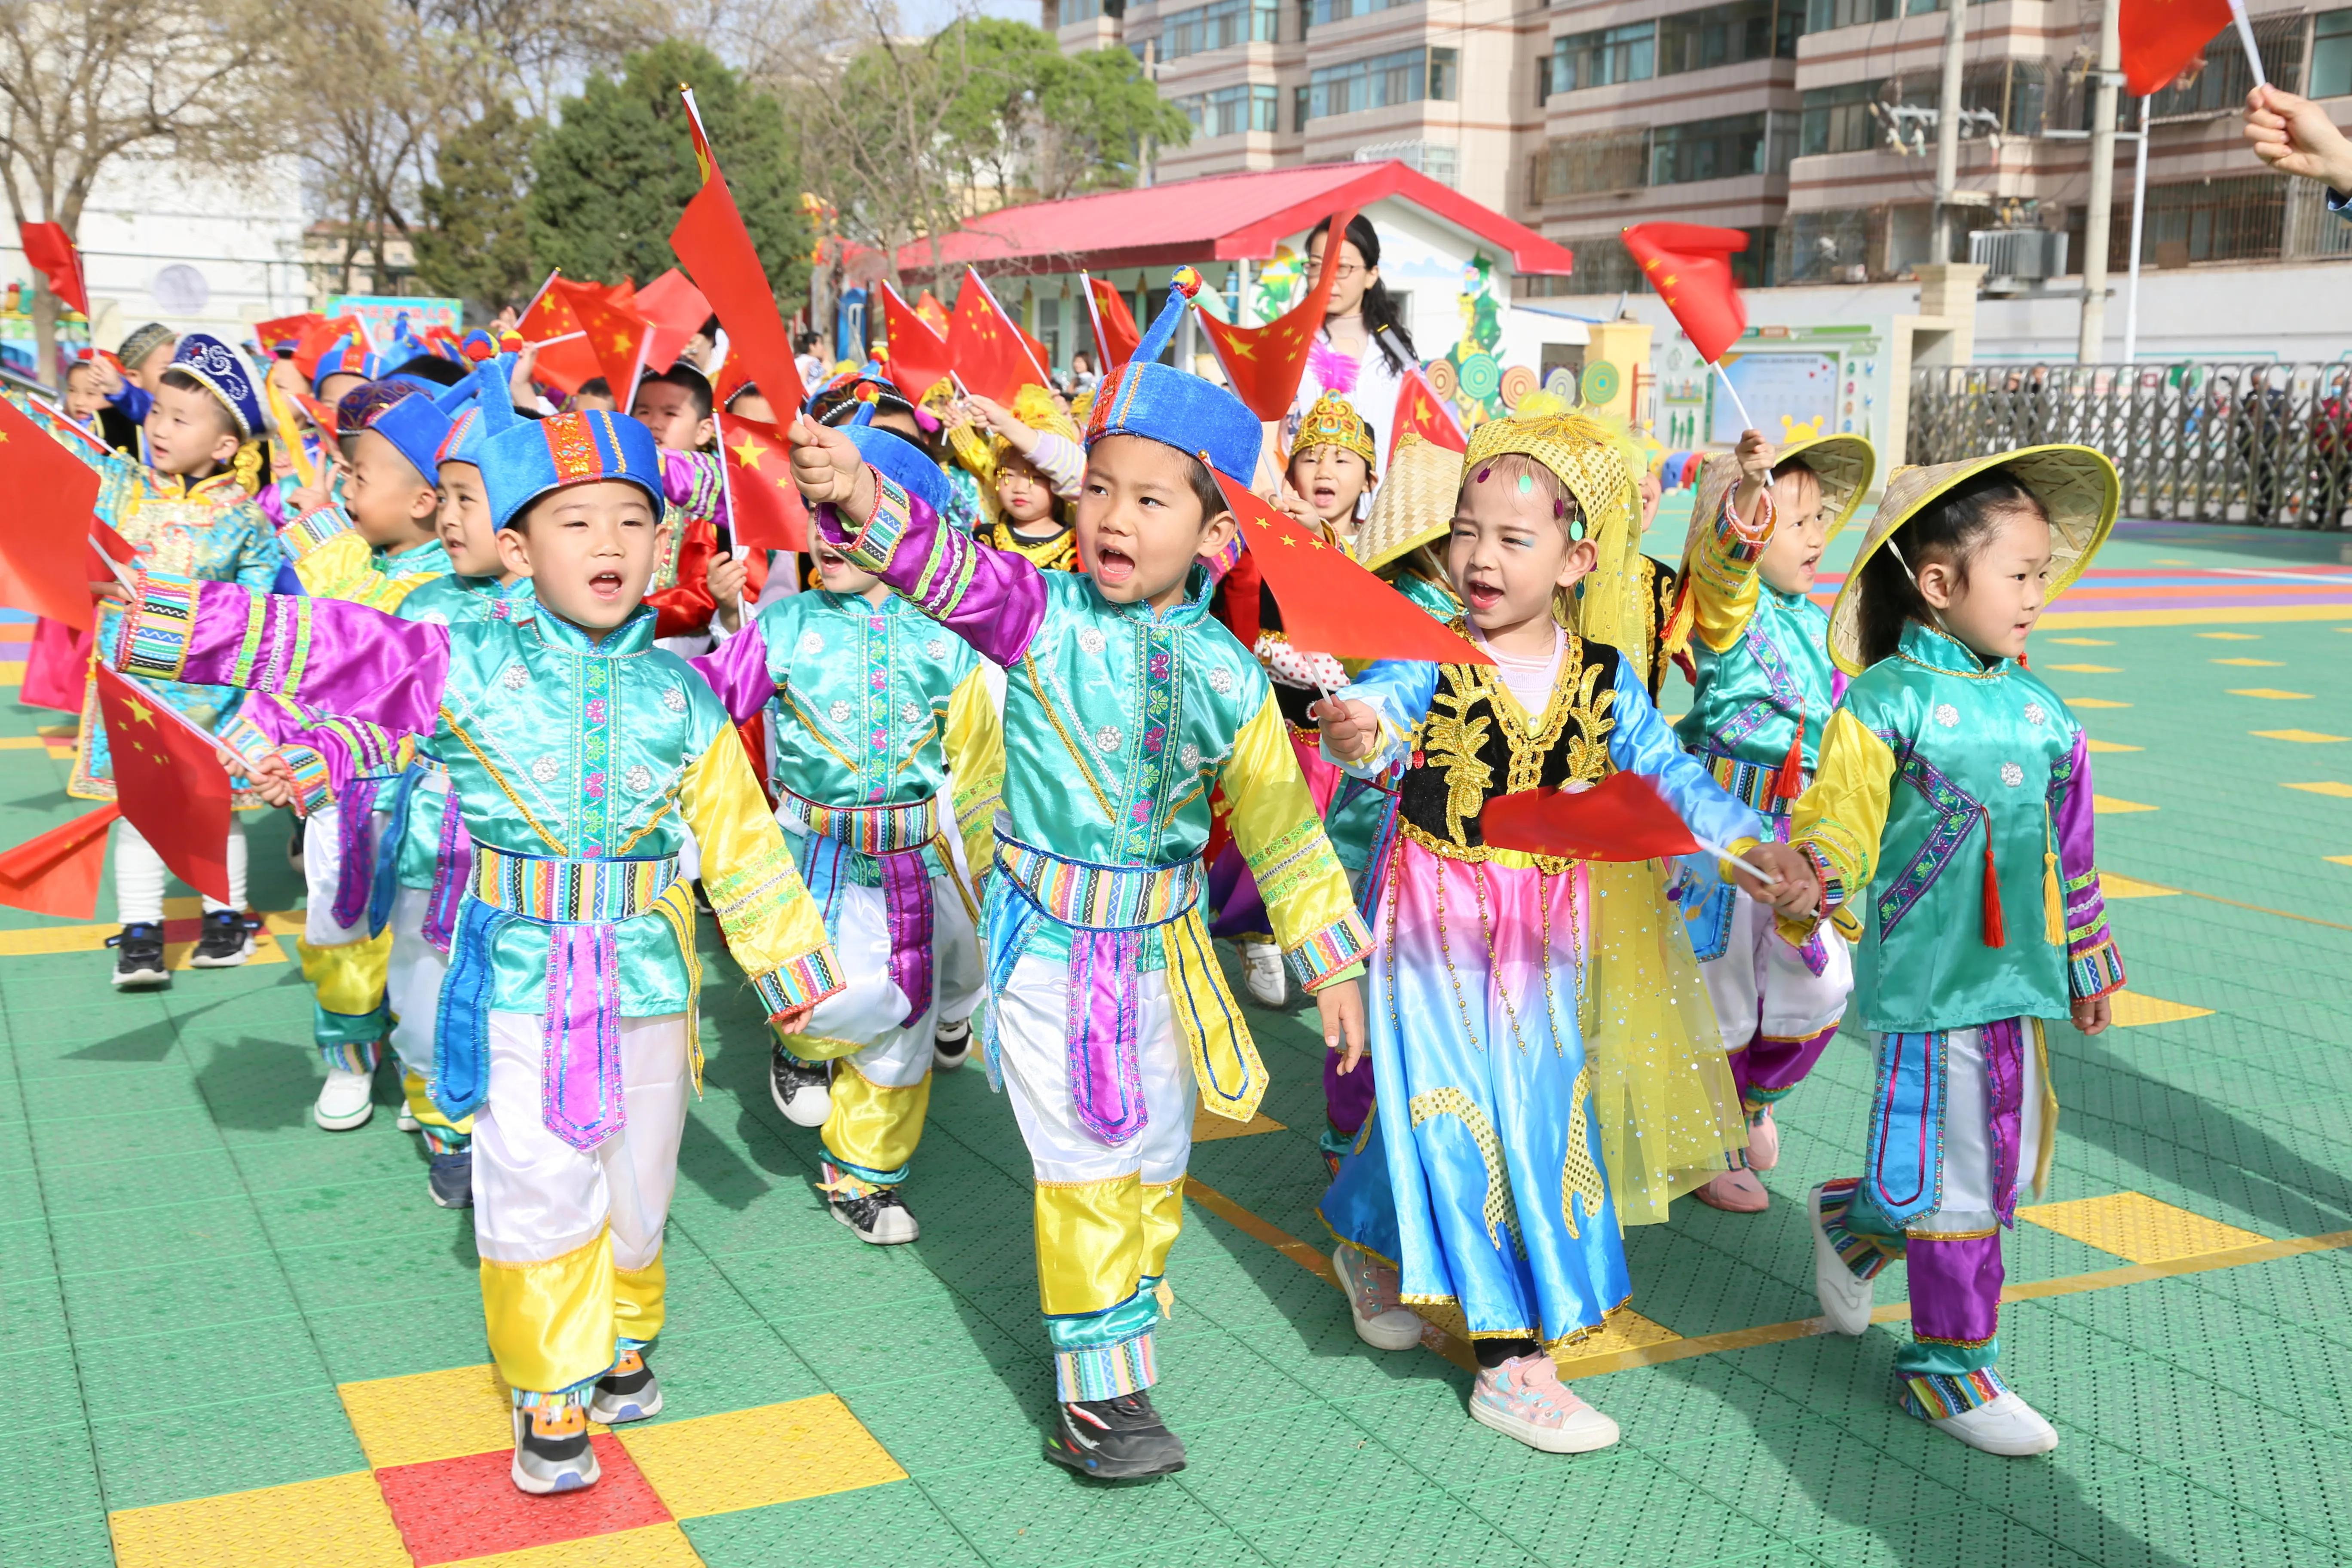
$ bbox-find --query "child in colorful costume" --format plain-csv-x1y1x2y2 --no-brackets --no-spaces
788,273,1369,1480
961,386,1086,571
1663,431,1874,1213
631,362,735,654
1315,406,1767,1452
101,404,842,1495
1749,445,2127,1457
689,423,1004,1243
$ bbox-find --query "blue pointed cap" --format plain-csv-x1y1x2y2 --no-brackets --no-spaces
1083,269,1261,484
479,407,663,530
433,358,521,469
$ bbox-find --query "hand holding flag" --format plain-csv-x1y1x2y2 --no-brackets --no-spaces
716,404,809,551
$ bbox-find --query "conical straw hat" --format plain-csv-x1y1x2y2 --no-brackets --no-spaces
1825,443,2119,676
1353,432,1464,573
1681,432,1876,566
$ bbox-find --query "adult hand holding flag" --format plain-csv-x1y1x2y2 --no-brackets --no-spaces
670,86,808,416
95,664,235,905
1620,222,1755,429
17,222,88,316
1198,206,1359,422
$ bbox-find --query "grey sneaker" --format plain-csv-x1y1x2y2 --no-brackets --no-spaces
108,924,168,989
427,1149,472,1209
587,1348,663,1424
509,1399,598,1494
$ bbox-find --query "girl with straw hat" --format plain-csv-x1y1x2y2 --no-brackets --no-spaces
1662,427,1875,1215
1747,444,2129,1458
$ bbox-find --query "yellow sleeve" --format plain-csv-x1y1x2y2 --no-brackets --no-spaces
1220,690,1373,990
942,666,1004,882
292,525,371,599
1688,482,1776,653
1782,707,1896,944
678,728,843,1014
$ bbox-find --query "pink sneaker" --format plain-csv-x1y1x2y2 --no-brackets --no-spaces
1333,1246,1423,1350
1693,1167,1770,1213
1746,1105,1781,1171
1469,1354,1620,1453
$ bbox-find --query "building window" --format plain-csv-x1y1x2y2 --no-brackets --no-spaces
1177,82,1283,135
1295,84,1310,130
1650,111,1789,184
1529,130,1650,199
1804,0,1939,32
2316,9,2352,98
1800,79,1883,155
1655,0,1802,76
1542,23,1654,99
1061,0,1103,21
1160,0,1280,59
1306,46,1456,119
1308,0,1408,24
2115,174,2288,266
2147,13,2303,119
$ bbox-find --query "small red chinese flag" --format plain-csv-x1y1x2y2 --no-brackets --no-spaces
1481,774,1700,863
637,267,714,372
717,405,809,551
1391,367,1467,459
551,278,653,408
1210,469,1489,666
915,290,952,338
948,268,1047,404
293,314,365,382
1199,206,1359,422
1621,223,1749,365
0,803,122,918
1083,275,1141,371
879,283,958,407
94,664,233,904
253,312,324,355
516,277,602,396
2121,0,2235,94
669,87,808,418
18,222,88,316
0,394,103,631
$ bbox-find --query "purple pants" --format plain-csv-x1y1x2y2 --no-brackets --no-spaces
1323,1045,1375,1141
1727,1022,1839,1112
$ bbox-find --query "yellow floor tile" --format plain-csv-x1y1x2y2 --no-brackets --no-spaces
2285,781,2352,798
2196,631,2259,639
2254,729,2348,744
617,1393,905,1519
340,1363,608,1468
1193,1107,1288,1141
2068,698,2131,709
2154,558,2196,566
2231,688,2314,700
466,1523,705,1567
0,734,47,750
2046,637,2113,646
2018,1191,2267,1264
2048,663,2121,673
2328,854,2352,868
0,661,24,685
110,1470,409,1568
2100,874,2179,898
2086,738,2141,753
2093,795,2156,814
2110,990,2214,1026
2212,658,2285,667
1553,1309,1683,1372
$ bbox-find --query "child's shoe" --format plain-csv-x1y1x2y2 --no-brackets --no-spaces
427,1149,473,1209
1467,1354,1620,1453
1333,1245,1423,1351
826,1173,920,1244
588,1349,663,1424
1043,1390,1187,1479
1694,1167,1770,1213
933,1016,972,1072
1809,1183,1875,1336
107,923,168,989
1745,1104,1780,1170
1236,939,1288,1008
188,910,255,968
396,1107,421,1132
315,1065,376,1130
770,1049,831,1126
510,1397,598,1493
1925,1390,2059,1456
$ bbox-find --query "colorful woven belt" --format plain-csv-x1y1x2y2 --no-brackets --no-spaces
779,788,938,855
470,845,677,925
996,833,1197,932
1702,751,1804,816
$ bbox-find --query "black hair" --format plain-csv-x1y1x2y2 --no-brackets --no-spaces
1856,468,2046,668
156,368,239,438
388,354,466,387
1307,214,1419,377
696,313,721,339
1181,453,1228,529
640,362,714,421
795,330,821,354
576,377,612,399
64,359,102,385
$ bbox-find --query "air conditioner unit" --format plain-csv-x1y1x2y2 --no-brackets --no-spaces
1969,227,2068,288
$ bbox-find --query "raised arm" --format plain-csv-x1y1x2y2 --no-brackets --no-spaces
2049,726,2126,1000
283,507,373,598
817,467,1049,668
1675,481,1775,655
676,717,843,1019
1223,689,1373,991
1607,670,1764,850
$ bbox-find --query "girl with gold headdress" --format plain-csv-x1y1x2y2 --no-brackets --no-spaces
951,387,1088,572
1313,406,1775,1454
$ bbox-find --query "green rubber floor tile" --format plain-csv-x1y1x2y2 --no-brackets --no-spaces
0,1422,107,1533
57,1253,305,1346
44,1199,273,1280
74,1312,328,1427
0,1211,57,1283
2188,1245,2352,1330
1795,1516,2102,1568
1975,1440,2328,1568
622,1321,824,1418
3,1252,74,1353
1453,1453,1789,1566
24,1105,228,1170
1072,1524,1272,1568
33,1146,244,1219
1647,1406,1967,1544
2172,1432,2352,1544
1246,1488,1541,1568
86,1382,365,1513
779,1293,1027,1396
1170,1403,1424,1535
0,1511,116,1568
2144,1323,2352,1431
12,1342,99,1438
1602,1355,1813,1457
841,1361,1059,1480
682,1481,986,1568
306,1295,494,1386
918,1455,1250,1568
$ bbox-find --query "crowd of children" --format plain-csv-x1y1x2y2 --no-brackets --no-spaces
9,243,2128,1493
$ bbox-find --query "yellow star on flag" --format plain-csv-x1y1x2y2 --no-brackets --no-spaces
124,696,156,727
730,435,769,468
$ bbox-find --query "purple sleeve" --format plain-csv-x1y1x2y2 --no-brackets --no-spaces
817,467,1048,668
2051,727,2125,1000
110,572,452,739
686,619,777,723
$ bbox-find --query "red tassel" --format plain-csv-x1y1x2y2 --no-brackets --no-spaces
1980,812,2006,949
1774,708,1807,801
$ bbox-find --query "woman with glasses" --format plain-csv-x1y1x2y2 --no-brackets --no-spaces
1289,214,1421,467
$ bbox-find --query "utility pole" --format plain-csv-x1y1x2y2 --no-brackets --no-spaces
1931,0,1969,259
1139,38,1159,189
2123,96,2150,363
2079,0,2122,362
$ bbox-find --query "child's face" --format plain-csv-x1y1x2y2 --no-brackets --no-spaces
495,480,667,634
1446,465,1596,634
995,454,1057,527
1286,444,1369,530
344,429,440,551
811,535,885,598
317,371,366,407
143,380,241,477
62,367,105,422
265,357,306,409
1075,435,1236,609
435,461,504,576
1920,505,2053,663
1757,468,1829,596
128,340,177,390
631,381,713,451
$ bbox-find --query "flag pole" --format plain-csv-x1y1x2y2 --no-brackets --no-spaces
2229,0,2268,89
1709,358,1757,436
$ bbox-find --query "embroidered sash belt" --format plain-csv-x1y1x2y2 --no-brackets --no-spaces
785,789,943,1026
780,787,938,854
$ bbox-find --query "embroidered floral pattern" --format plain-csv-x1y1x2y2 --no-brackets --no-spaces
1078,627,1107,655
829,700,854,725
927,637,951,661
502,664,529,690
1208,665,1235,696
900,701,925,727
2000,761,2024,788
531,755,560,782
2023,702,2046,726
624,764,653,793
1094,724,1123,754
661,686,687,713
1179,742,1202,771
796,630,824,658
1933,703,1959,728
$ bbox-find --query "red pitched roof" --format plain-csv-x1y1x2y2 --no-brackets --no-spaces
894,161,1573,279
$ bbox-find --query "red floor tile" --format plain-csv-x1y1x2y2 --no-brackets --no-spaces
374,1435,671,1565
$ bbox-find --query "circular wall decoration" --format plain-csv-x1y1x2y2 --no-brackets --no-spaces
1581,359,1621,406
150,264,209,314
1426,358,1458,400
1544,367,1580,404
1458,353,1501,401
1497,364,1538,410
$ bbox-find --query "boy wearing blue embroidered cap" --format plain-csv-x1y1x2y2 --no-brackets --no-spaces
101,401,842,1496
790,269,1371,1481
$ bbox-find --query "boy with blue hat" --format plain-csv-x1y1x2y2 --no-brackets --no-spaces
790,269,1371,1479
102,400,843,1495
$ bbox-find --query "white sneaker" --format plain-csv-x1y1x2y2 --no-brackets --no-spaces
395,1107,421,1132
314,1066,376,1130
1237,940,1288,1008
1809,1184,1874,1336
770,1051,832,1127
1927,1390,2059,1456
932,1016,972,1072
1332,1246,1424,1351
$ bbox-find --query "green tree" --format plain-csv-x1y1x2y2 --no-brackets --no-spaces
529,39,806,300
416,98,544,319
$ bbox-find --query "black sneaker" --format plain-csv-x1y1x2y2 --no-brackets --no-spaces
828,1183,920,1244
770,1049,831,1127
107,923,168,989
427,1148,473,1209
285,816,306,870
933,1016,973,1072
587,1348,663,1424
188,910,255,968
1044,1390,1188,1479
508,1400,598,1494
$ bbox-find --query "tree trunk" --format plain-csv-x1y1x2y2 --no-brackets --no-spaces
30,281,59,394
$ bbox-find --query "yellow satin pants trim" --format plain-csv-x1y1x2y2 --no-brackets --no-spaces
826,1058,932,1176
399,1069,473,1137
615,1250,667,1345
1035,1175,1147,1317
299,928,391,1016
481,1228,618,1394
1140,1176,1186,1281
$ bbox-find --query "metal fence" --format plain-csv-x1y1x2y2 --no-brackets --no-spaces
1907,362,2352,530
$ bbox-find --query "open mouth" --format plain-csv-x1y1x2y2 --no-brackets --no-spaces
1464,580,1503,611
588,569,626,600
1312,484,1338,508
1094,545,1135,585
